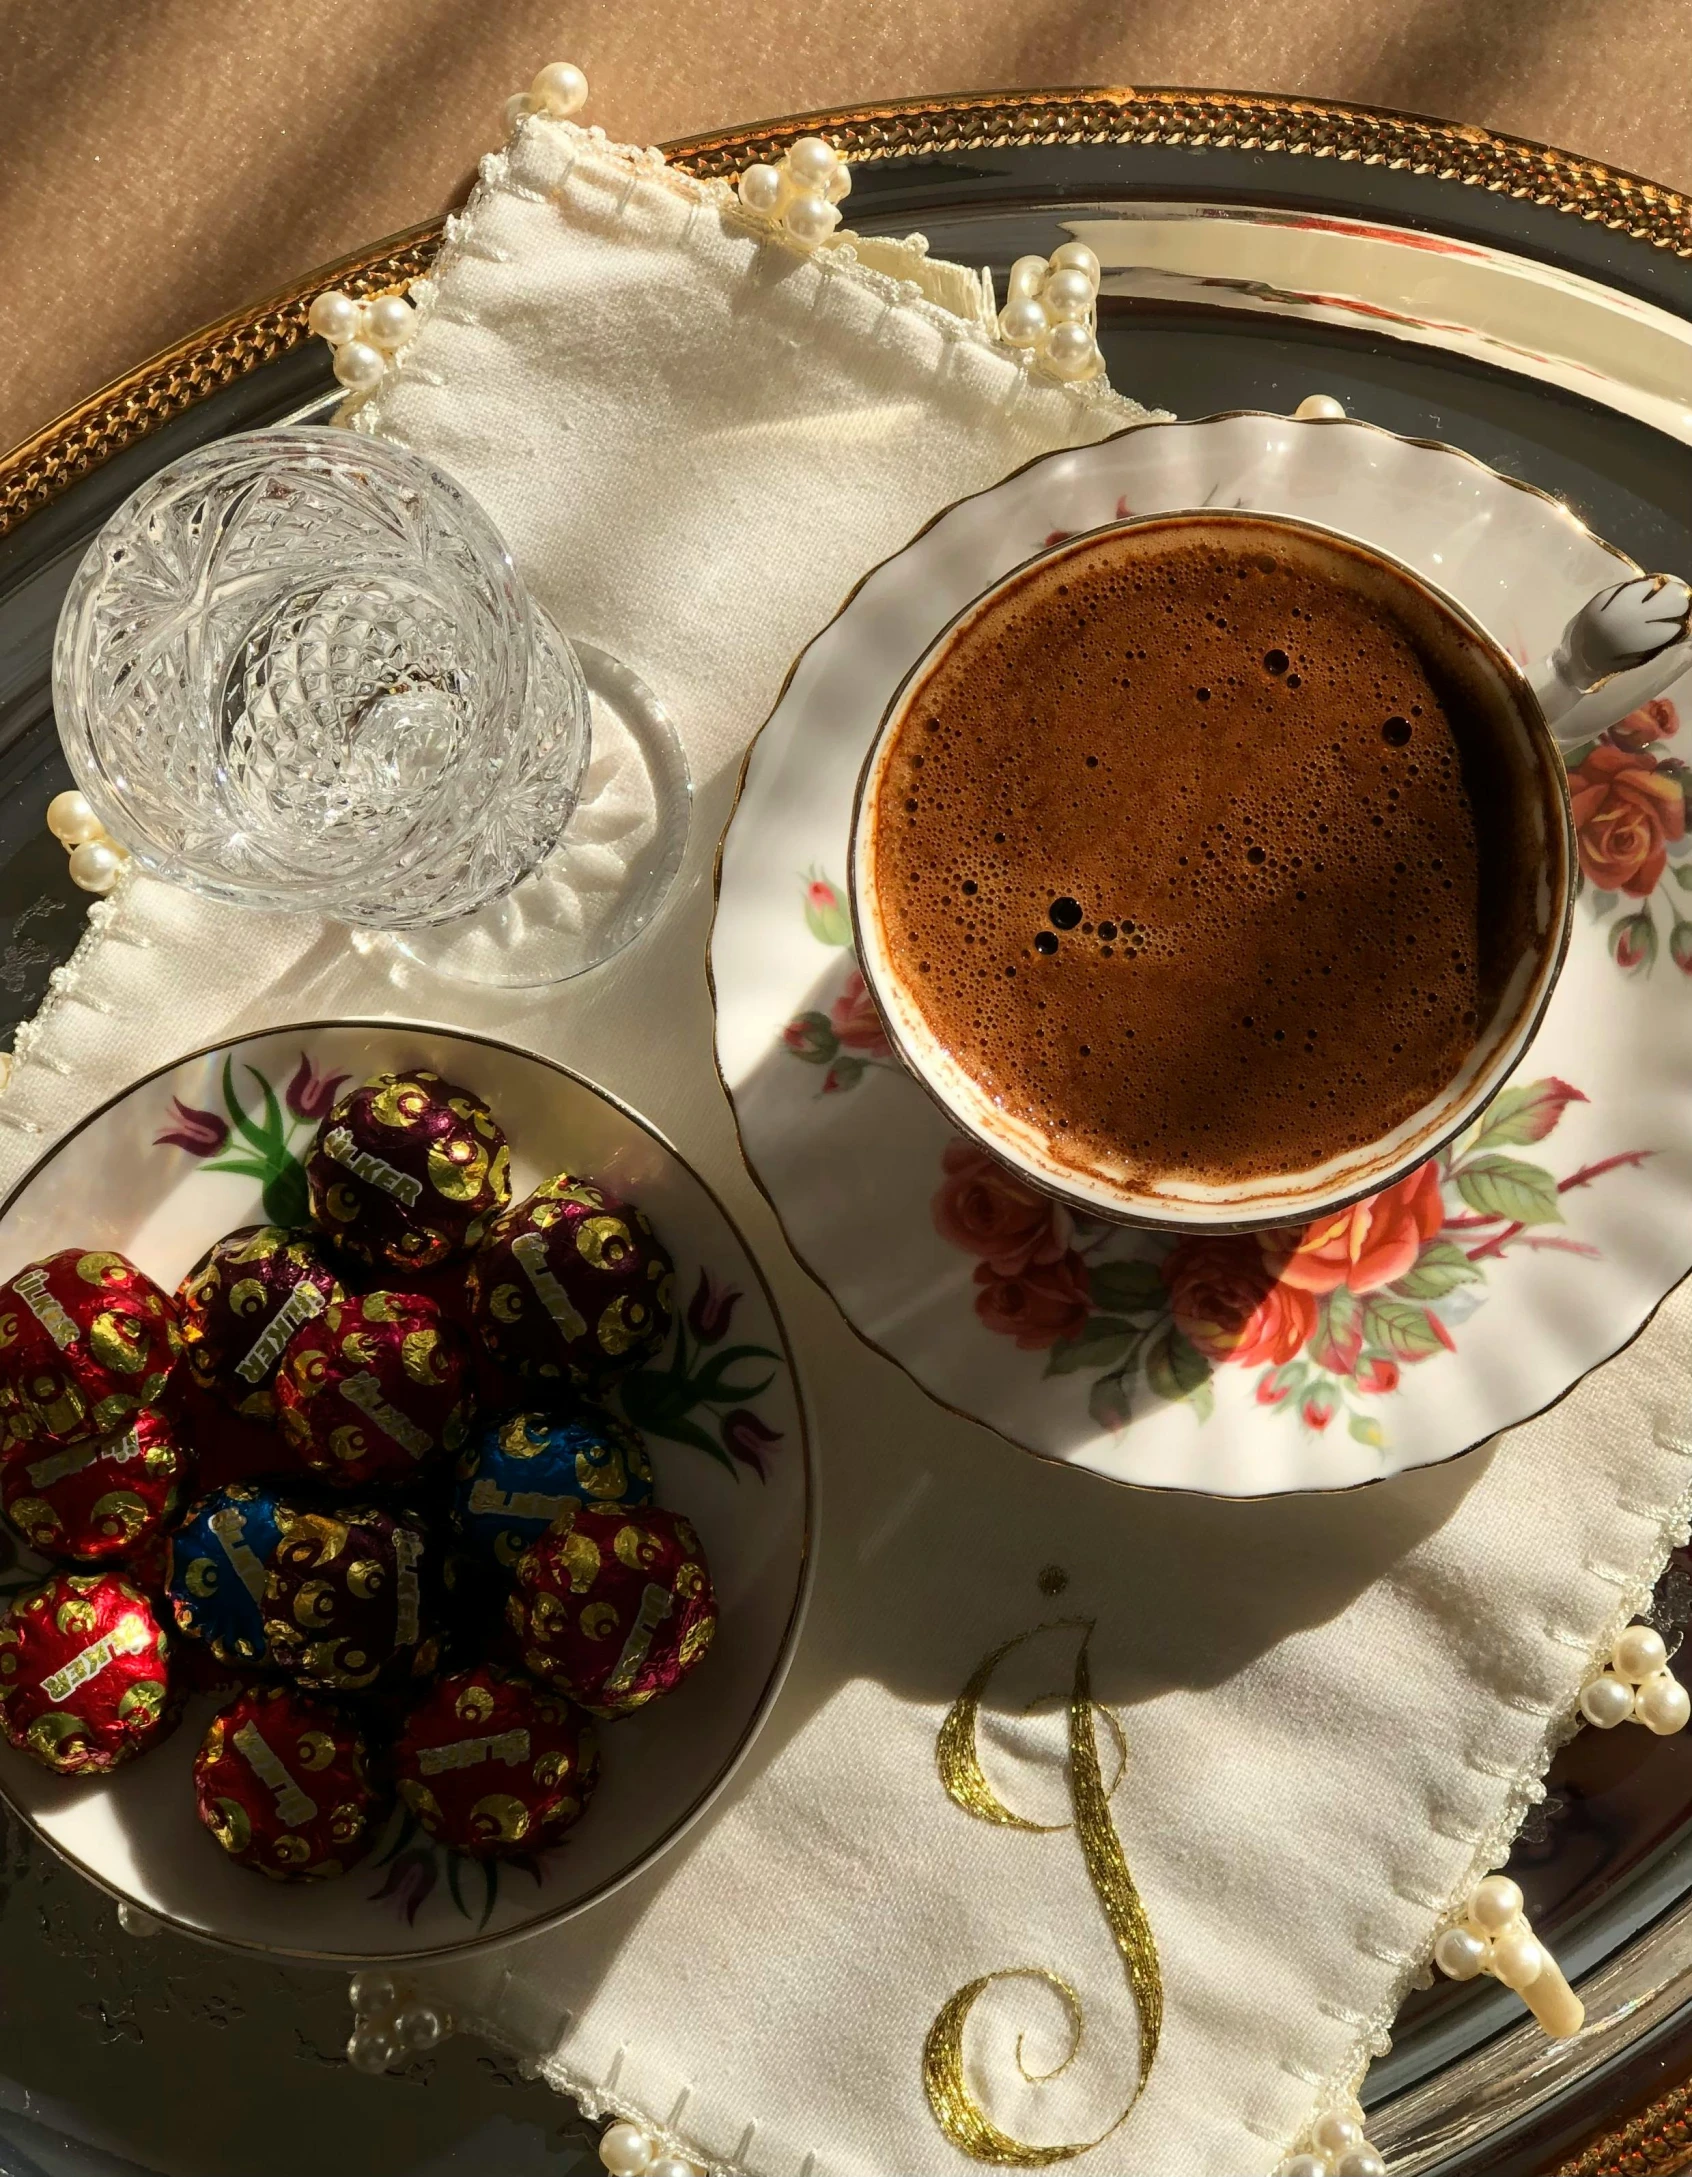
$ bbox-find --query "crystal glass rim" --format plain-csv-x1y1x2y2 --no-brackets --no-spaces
50,426,549,918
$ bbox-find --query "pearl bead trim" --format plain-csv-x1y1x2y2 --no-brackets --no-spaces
1579,1619,1691,1734
345,1968,455,2074
996,245,1105,384
598,2118,705,2177
1431,1874,1584,2037
307,283,424,397
413,65,1150,434
1276,2098,1389,2177
735,136,850,249
46,790,128,897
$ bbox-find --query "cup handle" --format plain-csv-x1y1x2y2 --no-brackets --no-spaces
1530,571,1692,746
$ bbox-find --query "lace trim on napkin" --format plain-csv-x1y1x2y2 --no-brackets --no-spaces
1297,1451,1692,2146
455,1998,767,2177
341,113,1149,432
0,872,145,1142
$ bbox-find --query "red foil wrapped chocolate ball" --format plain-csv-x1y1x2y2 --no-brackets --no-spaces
0,1249,180,1448
273,1291,472,1489
262,1500,439,1690
506,1504,714,1717
393,1663,598,1856
466,1175,674,1389
176,1225,344,1419
0,1570,176,1773
194,1683,379,1879
305,1070,511,1273
1,1407,189,1562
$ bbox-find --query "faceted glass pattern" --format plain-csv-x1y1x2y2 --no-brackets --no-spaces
52,429,590,928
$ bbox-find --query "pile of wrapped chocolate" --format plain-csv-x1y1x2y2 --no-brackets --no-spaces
0,1068,715,1883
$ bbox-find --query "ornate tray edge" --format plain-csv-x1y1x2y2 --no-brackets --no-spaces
3,85,1691,539
3,78,1692,2173
1556,2074,1692,2175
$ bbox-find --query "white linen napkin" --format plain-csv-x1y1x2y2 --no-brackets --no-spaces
4,112,1689,2177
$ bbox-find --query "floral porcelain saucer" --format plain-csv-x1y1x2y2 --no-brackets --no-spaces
711,411,1692,1496
0,1023,810,1960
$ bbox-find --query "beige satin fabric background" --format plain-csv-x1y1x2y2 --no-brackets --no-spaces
2,0,1692,457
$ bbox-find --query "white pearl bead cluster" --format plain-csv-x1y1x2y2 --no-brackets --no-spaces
996,246,1105,383
47,790,127,896
1275,2102,1388,2177
505,58,591,137
307,287,421,394
1431,1874,1584,2038
736,136,852,249
1579,1621,1692,1735
345,1969,454,2075
597,2117,704,2177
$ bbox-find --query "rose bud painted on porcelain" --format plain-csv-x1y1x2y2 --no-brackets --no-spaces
466,1175,674,1389
392,1662,598,1856
0,1570,176,1774
194,1682,379,1879
1,1406,188,1562
0,1249,180,1448
454,1405,654,1572
261,1500,439,1691
305,1069,511,1273
176,1225,344,1419
506,1503,714,1717
273,1291,472,1490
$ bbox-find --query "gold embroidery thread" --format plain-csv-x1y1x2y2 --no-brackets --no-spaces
924,1619,1162,2165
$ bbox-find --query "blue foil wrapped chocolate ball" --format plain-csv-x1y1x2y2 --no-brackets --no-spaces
454,1407,654,1571
167,1482,286,1666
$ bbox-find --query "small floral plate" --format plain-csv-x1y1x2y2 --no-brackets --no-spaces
0,1023,810,1960
711,410,1692,1496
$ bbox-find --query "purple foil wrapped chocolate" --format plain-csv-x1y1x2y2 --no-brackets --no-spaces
262,1500,439,1691
305,1070,510,1273
506,1503,714,1718
176,1225,344,1419
465,1174,673,1388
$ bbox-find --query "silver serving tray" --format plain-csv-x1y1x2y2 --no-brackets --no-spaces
3,89,1692,2177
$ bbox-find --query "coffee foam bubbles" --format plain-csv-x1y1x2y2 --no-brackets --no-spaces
866,518,1544,1186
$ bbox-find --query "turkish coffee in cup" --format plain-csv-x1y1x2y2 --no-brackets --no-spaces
850,511,1573,1232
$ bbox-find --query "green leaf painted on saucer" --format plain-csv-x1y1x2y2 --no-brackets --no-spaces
1310,1289,1363,1377
1390,1239,1484,1300
1466,1078,1586,1152
1046,1316,1136,1376
1362,1297,1450,1360
1087,1259,1165,1315
1456,1153,1564,1226
1143,1326,1211,1405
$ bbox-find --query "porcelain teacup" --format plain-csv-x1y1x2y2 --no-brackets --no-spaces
849,491,1692,1234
